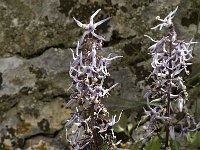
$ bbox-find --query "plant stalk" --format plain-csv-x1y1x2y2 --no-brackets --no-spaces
90,102,99,150
165,39,173,149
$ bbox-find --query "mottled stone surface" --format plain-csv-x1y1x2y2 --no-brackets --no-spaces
0,0,200,149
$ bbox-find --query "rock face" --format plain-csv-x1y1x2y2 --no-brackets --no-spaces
0,48,72,149
0,0,200,149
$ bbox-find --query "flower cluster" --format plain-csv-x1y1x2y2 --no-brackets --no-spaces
143,6,199,147
66,9,122,149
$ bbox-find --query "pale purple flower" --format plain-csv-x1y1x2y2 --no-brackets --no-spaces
95,111,123,139
68,132,90,150
179,125,189,137
91,83,118,100
73,9,111,45
66,113,79,127
177,95,184,112
91,43,97,67
70,41,80,60
169,125,175,140
151,6,178,30
98,55,123,75
70,51,83,68
108,111,123,127
145,36,168,54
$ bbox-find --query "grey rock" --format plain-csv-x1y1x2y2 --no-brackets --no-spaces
0,0,200,149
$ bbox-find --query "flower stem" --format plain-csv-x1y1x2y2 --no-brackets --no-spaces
165,40,173,149
90,102,99,150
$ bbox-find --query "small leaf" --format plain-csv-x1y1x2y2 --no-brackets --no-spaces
187,132,200,148
170,139,180,150
119,112,128,129
128,123,133,132
113,124,124,133
143,136,161,150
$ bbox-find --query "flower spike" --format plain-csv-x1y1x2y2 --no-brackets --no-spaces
67,9,122,149
142,6,199,148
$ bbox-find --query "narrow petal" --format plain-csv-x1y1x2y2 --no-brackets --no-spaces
94,17,112,28
80,30,90,45
91,31,105,40
73,17,83,27
70,48,76,60
66,99,76,107
80,142,90,149
170,94,178,98
150,98,162,103
178,96,183,112
75,41,79,55
144,34,158,42
151,24,162,30
169,126,175,140
90,9,101,24
169,6,178,18
107,55,123,61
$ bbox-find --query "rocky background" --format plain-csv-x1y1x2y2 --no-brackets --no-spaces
0,0,200,149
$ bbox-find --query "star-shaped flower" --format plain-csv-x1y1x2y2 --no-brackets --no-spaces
73,9,111,45
151,6,178,30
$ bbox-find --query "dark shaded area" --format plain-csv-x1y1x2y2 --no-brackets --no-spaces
37,119,50,132
104,30,124,47
181,11,199,27
25,43,65,59
123,42,142,56
59,0,77,16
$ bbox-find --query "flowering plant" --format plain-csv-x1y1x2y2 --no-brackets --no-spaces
66,9,122,150
143,6,199,149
